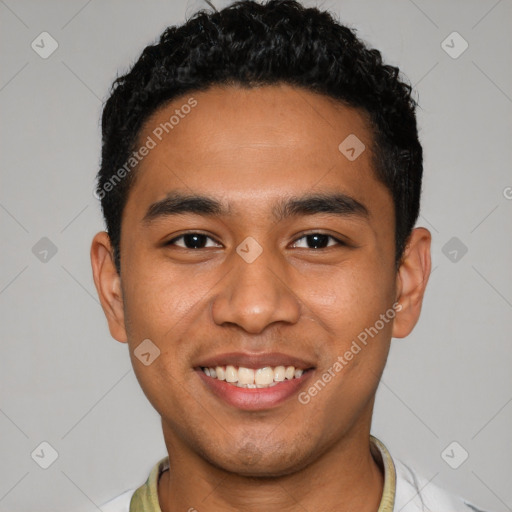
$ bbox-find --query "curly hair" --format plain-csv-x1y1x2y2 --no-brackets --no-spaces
96,0,423,273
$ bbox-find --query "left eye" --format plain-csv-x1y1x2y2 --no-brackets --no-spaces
292,233,344,249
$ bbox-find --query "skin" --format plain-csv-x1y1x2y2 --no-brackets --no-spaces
91,83,431,512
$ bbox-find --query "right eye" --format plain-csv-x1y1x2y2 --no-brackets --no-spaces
165,232,222,250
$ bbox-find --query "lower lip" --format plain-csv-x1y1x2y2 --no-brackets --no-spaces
196,369,314,411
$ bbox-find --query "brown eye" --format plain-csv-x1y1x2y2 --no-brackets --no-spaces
292,233,345,249
166,233,221,249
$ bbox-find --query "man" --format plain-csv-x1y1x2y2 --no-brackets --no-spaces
91,1,491,511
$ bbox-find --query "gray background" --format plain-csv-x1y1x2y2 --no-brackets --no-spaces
1,0,511,511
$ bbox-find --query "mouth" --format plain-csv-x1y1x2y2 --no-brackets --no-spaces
199,364,309,388
194,353,315,410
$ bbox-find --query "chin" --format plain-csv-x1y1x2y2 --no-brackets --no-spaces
202,442,315,478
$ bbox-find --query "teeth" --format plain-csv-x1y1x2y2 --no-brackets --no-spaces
201,364,308,387
216,366,225,381
255,367,274,385
274,365,286,382
238,367,255,385
225,365,237,383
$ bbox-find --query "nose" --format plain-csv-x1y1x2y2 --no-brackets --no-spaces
211,243,301,334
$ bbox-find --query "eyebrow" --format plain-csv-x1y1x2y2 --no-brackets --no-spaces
142,191,369,224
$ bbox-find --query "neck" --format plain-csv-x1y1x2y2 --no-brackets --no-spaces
158,427,385,512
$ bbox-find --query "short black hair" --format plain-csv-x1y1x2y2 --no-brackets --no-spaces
96,0,423,273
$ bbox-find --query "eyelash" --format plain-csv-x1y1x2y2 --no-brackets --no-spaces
164,232,347,250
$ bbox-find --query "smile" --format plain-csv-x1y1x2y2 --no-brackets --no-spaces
201,365,305,388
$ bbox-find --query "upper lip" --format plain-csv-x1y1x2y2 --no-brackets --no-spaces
195,352,316,370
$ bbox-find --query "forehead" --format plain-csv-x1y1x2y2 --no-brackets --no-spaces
125,84,391,220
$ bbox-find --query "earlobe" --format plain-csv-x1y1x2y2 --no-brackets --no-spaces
392,227,432,339
90,232,128,343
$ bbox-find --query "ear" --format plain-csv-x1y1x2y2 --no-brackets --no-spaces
392,227,432,339
90,231,127,343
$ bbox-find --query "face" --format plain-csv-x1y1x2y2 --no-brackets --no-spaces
92,83,430,477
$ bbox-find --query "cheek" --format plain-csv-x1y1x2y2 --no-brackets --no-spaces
121,256,225,395
122,258,206,335
122,267,202,410
302,259,395,334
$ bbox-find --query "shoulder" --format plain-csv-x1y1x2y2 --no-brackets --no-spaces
99,489,135,512
394,458,492,512
99,455,168,511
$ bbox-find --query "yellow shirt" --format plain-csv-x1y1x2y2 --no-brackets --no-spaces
128,434,396,512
